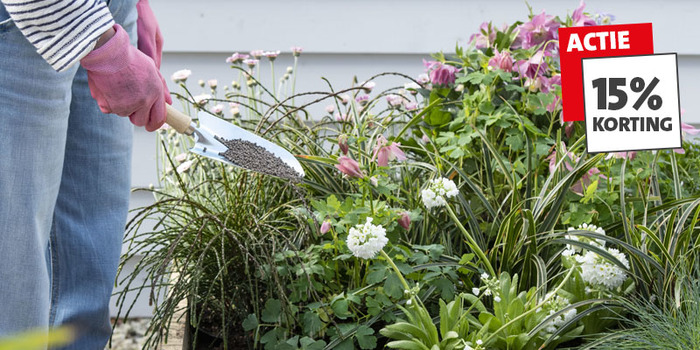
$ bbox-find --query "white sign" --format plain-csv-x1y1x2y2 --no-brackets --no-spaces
582,53,681,153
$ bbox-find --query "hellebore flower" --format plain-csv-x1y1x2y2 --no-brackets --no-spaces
515,11,560,51
398,212,411,230
488,49,514,72
335,156,364,178
469,22,498,49
423,60,458,86
372,135,406,167
572,1,597,27
514,51,547,79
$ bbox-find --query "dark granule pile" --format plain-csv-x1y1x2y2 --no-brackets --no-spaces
215,136,302,181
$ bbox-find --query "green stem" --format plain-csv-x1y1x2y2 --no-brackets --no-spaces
270,61,276,98
445,204,496,276
380,250,410,291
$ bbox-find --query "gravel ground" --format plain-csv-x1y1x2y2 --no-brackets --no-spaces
105,318,150,350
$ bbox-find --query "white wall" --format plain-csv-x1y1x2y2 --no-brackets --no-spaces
115,0,700,317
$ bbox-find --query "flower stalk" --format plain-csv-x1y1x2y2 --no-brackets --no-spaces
445,204,495,277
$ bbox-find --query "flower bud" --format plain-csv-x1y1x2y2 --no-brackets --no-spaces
338,134,349,155
370,176,378,187
198,79,205,87
286,66,293,74
398,212,411,230
320,220,331,234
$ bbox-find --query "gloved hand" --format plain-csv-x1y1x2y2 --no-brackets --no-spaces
80,24,168,131
136,0,164,69
136,0,172,111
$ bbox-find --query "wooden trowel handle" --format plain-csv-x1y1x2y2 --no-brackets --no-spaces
165,104,195,135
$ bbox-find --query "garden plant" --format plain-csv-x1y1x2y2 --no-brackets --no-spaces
115,3,700,350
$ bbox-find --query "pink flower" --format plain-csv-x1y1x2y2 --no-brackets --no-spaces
487,49,513,72
320,220,331,234
421,134,430,143
404,101,418,111
372,135,406,167
514,51,548,79
339,94,351,105
369,176,378,187
417,74,430,85
263,50,281,61
335,112,350,122
229,102,240,116
572,1,597,27
356,95,370,106
171,69,192,83
338,134,349,155
423,60,458,86
335,156,364,178
208,79,218,89
291,46,303,57
243,59,259,68
605,152,637,160
514,11,560,51
325,105,335,114
564,121,575,138
211,104,224,115
386,95,404,108
469,22,498,49
250,50,264,59
226,53,249,64
682,122,699,136
398,212,411,230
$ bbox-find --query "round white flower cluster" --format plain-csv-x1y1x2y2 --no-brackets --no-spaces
541,293,577,334
576,247,630,289
346,217,389,259
563,223,606,256
421,177,459,209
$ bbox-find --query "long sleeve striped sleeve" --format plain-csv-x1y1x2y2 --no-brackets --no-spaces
1,0,115,72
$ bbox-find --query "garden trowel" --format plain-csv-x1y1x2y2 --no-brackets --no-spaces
165,104,305,179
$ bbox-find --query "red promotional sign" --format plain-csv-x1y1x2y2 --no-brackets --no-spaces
559,23,654,122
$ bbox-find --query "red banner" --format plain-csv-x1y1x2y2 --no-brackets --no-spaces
559,23,654,122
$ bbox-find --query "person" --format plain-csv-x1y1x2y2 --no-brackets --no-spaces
0,0,170,348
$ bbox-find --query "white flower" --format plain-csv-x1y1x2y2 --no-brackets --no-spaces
211,104,224,114
417,73,430,85
483,288,492,296
346,217,388,259
579,248,629,289
476,339,483,345
404,82,421,92
494,296,501,302
472,287,480,296
566,223,607,253
193,94,212,105
421,177,459,209
174,153,187,162
325,105,335,114
480,272,490,281
406,299,412,305
176,160,193,173
171,69,192,83
359,81,376,92
207,79,218,89
541,293,577,334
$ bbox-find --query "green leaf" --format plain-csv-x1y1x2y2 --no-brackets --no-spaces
505,134,524,151
242,313,259,331
300,337,326,350
384,273,404,299
327,195,341,211
262,299,282,323
355,325,377,349
332,298,351,320
303,311,323,334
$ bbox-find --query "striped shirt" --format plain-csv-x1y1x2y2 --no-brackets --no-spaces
2,0,115,72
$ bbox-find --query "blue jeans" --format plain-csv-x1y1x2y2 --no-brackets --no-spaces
0,1,138,348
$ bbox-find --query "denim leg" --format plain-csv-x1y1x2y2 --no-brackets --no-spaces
0,5,76,338
48,1,138,349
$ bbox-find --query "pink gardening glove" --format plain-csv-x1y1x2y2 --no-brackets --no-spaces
80,24,167,131
136,0,172,104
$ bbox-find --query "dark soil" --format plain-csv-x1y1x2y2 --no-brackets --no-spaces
215,136,302,181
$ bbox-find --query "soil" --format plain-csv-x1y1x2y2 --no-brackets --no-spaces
215,136,302,181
